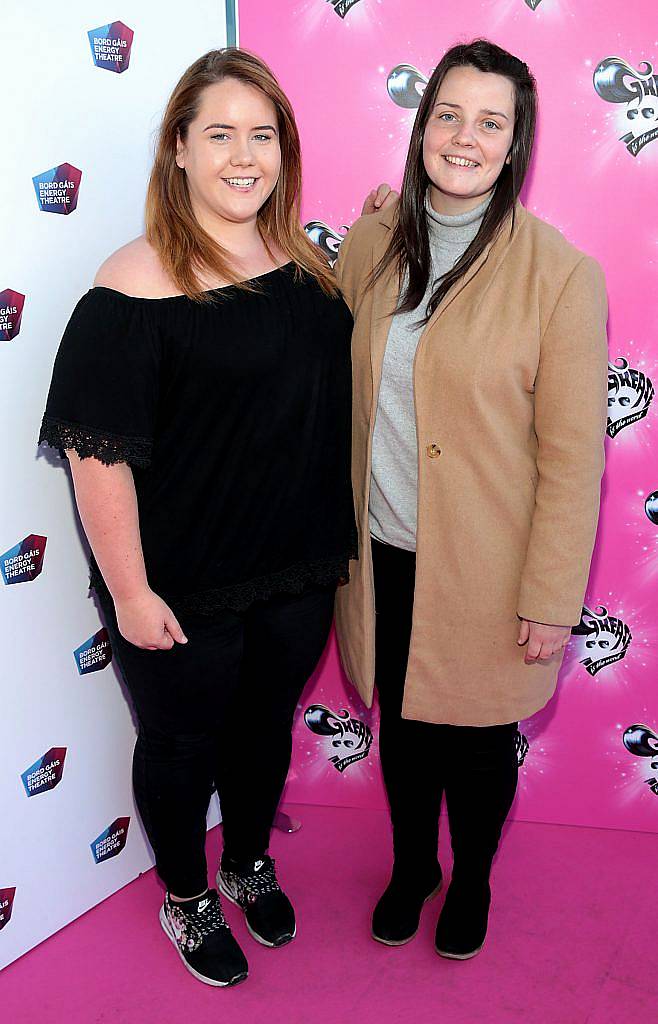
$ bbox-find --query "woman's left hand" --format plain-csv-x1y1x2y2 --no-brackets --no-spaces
517,619,571,664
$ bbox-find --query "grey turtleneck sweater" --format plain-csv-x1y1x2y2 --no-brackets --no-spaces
369,195,490,551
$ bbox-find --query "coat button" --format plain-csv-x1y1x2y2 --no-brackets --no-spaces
426,442,442,458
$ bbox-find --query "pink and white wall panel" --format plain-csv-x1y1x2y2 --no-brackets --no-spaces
238,0,658,833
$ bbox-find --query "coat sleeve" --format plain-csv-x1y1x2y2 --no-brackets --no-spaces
517,256,608,626
334,213,382,314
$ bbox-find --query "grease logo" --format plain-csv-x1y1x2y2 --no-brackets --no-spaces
91,816,130,864
623,724,658,796
327,0,362,16
388,64,428,109
594,58,658,157
0,888,16,931
326,0,363,16
21,747,67,797
646,490,658,525
74,628,112,675
0,289,25,342
304,704,373,772
607,358,654,438
88,21,134,73
1,534,47,585
572,605,632,676
515,730,529,767
305,221,347,267
32,163,82,215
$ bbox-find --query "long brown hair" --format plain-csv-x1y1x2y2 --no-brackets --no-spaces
373,39,537,321
145,48,337,300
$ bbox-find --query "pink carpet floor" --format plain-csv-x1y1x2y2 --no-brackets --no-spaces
2,803,656,1024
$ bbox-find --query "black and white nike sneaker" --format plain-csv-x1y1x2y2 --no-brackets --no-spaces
217,855,296,948
159,889,248,986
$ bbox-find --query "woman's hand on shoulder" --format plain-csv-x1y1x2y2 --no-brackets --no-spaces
517,618,570,664
114,587,188,651
361,183,399,216
94,237,171,298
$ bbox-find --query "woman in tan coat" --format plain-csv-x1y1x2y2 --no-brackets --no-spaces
335,40,608,959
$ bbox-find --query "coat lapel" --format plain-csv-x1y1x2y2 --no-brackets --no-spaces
365,200,527,426
421,202,527,335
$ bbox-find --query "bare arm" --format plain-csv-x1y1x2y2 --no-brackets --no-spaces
68,453,187,650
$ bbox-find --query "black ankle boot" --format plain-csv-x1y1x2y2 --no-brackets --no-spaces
372,862,442,946
434,877,491,959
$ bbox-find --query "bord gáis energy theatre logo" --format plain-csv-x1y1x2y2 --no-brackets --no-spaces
88,21,134,73
32,163,82,215
1,535,47,585
21,748,67,797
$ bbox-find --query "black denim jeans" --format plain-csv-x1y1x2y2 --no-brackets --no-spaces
102,586,335,897
371,537,519,879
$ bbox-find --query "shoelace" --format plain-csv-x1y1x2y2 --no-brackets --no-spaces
170,893,229,952
228,858,281,905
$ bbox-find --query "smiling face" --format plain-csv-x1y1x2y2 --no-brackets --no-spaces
175,77,281,232
422,65,516,215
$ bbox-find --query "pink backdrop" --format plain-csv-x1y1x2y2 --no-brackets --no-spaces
240,0,658,833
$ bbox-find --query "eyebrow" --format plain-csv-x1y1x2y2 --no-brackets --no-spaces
203,123,278,132
434,102,510,120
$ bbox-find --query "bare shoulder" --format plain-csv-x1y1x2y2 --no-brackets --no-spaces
94,237,176,298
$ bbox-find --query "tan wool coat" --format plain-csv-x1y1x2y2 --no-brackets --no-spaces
334,200,608,726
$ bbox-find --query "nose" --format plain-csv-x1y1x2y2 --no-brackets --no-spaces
229,137,256,167
451,120,477,147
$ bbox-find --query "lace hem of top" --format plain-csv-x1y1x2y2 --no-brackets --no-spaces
39,416,152,468
90,551,358,615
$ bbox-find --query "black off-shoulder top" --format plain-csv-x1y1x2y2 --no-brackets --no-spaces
39,263,357,613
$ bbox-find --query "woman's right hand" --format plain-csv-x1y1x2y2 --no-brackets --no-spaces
361,183,399,216
114,588,188,650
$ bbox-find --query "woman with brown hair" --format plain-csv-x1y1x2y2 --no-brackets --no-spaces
336,39,608,960
39,48,357,986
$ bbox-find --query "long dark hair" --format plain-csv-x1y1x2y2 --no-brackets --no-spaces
373,39,537,321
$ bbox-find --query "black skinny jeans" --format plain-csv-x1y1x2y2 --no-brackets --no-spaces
372,538,519,881
102,586,335,898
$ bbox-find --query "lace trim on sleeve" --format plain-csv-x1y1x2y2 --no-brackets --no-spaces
164,552,358,615
38,416,152,468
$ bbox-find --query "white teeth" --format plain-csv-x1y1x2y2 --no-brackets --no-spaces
444,156,478,168
225,177,256,186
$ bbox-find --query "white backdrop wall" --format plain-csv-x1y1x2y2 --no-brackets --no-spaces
1,2,236,970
